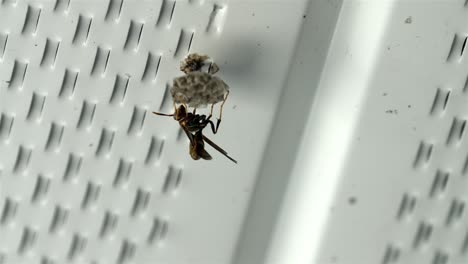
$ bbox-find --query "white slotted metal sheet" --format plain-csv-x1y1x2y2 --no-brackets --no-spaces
4,0,468,264
0,0,311,263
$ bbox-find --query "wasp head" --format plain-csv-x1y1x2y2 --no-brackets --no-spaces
174,105,187,121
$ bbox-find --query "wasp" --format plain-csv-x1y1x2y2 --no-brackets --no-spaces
152,101,237,163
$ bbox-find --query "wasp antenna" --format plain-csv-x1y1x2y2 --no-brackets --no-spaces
152,112,173,117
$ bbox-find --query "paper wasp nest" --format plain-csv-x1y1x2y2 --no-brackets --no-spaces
171,72,228,108
171,53,227,108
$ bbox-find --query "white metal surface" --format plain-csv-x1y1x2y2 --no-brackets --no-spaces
0,0,309,263
263,1,468,264
2,0,468,264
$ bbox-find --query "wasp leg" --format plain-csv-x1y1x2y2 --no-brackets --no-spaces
210,103,215,116
202,111,219,134
206,119,221,134
209,90,230,133
219,90,229,121
193,107,197,114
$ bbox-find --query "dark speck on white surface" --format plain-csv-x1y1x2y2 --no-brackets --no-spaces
405,16,412,24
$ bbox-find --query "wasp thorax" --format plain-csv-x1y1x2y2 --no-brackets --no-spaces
170,72,229,108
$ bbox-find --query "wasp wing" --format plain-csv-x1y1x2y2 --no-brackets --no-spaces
202,135,237,164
